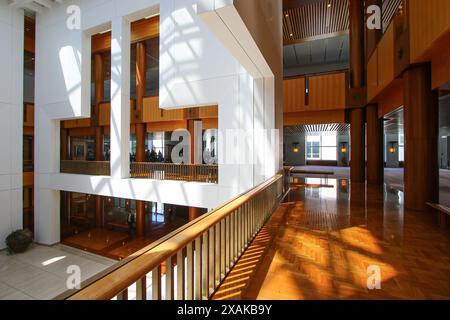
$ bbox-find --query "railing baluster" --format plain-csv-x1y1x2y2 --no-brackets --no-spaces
165,257,174,300
177,250,185,300
215,223,220,286
220,219,225,280
136,276,146,300
194,238,202,300
201,232,209,300
225,216,230,274
152,265,162,300
208,228,215,294
186,243,194,300
117,289,128,300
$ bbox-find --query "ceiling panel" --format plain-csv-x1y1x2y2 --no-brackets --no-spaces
285,123,350,135
283,0,349,45
283,0,403,45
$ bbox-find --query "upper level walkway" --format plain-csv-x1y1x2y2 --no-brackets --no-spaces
213,178,450,300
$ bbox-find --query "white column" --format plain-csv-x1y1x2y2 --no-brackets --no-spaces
35,109,61,245
110,17,131,179
0,5,24,248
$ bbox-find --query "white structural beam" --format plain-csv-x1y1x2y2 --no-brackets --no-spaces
9,0,65,12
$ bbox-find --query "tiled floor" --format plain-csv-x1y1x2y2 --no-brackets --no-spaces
213,178,450,300
0,244,115,300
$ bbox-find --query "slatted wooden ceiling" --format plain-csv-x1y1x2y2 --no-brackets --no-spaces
283,0,403,45
283,0,349,45
285,123,350,134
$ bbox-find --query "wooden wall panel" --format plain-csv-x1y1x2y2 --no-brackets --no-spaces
198,105,218,119
409,0,450,63
92,32,111,53
308,72,347,110
131,16,159,43
202,118,218,130
378,79,404,118
431,32,450,89
63,118,92,129
24,104,34,127
367,48,379,101
146,121,187,133
98,102,110,126
23,172,34,188
378,23,395,90
284,110,346,126
284,77,306,112
68,127,96,137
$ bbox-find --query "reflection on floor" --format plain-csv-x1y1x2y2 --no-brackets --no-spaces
213,178,450,300
62,216,188,260
293,166,450,206
0,244,115,300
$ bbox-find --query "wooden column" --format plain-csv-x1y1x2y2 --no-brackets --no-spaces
366,104,384,184
135,41,147,237
349,0,366,183
350,108,366,183
135,41,147,163
136,201,146,237
94,53,104,162
94,53,105,227
189,207,201,221
403,64,439,211
349,0,365,88
60,129,69,160
95,196,103,227
365,0,383,185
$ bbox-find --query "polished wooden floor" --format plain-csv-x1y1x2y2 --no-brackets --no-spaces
62,217,189,260
213,178,450,300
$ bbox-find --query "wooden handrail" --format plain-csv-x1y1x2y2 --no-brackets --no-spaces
64,174,283,300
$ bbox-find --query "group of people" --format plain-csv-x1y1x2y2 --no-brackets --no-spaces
129,148,165,163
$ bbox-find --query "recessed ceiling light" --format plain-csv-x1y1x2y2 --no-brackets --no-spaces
290,33,293,37
327,3,332,8
285,13,289,17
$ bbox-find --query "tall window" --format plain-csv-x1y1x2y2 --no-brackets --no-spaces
398,132,404,162
306,133,337,161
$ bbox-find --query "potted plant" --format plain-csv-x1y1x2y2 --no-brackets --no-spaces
5,229,33,254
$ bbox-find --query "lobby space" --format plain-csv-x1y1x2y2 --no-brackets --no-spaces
290,166,450,206
0,244,115,300
60,192,207,260
213,178,450,300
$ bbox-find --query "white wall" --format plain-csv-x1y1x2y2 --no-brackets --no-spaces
0,2,24,249
34,0,278,245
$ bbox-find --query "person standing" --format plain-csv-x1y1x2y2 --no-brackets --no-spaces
127,210,135,236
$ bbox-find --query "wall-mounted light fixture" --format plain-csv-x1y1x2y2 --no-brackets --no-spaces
292,142,300,153
341,142,347,153
389,142,396,153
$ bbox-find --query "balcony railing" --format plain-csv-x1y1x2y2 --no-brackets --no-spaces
23,160,34,172
59,174,283,300
59,160,218,183
60,160,111,176
131,162,218,184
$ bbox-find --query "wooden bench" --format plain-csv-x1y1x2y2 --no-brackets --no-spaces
291,170,334,180
427,203,450,229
